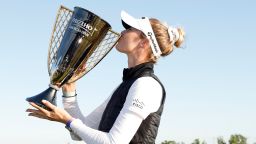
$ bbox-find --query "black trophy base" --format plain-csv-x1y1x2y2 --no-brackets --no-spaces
26,87,57,110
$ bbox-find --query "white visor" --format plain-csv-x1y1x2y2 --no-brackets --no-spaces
121,10,162,58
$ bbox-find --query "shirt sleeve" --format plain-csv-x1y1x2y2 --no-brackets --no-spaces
123,77,163,119
63,94,111,141
70,110,144,144
62,94,111,129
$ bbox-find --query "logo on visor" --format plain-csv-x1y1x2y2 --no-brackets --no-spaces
147,32,159,53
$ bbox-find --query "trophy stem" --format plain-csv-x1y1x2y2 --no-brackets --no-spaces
26,87,57,110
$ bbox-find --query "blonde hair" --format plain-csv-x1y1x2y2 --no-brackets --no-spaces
148,18,185,62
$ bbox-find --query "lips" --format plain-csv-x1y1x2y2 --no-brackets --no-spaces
118,35,124,41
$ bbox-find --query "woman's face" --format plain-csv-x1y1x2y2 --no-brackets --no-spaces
116,28,144,54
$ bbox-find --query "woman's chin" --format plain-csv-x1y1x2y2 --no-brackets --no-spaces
115,43,122,52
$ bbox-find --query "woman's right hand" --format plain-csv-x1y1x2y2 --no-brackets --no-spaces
62,82,76,93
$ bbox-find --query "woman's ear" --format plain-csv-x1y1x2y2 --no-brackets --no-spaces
139,39,150,49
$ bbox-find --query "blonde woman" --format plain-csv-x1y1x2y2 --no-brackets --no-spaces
26,10,185,144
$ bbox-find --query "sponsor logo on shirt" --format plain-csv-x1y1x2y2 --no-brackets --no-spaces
132,99,145,109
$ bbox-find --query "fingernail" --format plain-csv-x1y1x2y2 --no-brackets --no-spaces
42,100,46,103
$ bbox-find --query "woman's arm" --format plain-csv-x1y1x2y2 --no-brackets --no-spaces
69,109,144,144
62,94,111,129
26,77,162,144
61,82,111,129
68,77,163,144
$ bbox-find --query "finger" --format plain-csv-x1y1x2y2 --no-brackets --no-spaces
29,102,50,114
26,109,45,115
28,113,52,120
28,112,55,121
55,83,61,87
82,63,86,69
42,100,56,111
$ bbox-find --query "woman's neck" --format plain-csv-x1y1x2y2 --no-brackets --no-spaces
127,54,149,68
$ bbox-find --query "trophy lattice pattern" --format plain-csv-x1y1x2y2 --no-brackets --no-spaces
71,30,120,81
85,31,118,71
48,6,73,75
68,30,120,82
48,6,120,82
85,30,119,70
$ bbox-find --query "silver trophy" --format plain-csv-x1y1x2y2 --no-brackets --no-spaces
26,6,120,109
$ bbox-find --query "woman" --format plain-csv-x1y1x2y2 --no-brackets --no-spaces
26,10,185,144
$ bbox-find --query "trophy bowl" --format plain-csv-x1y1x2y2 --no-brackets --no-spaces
26,6,120,109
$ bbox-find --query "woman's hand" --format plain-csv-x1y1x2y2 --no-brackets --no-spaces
26,100,73,124
62,82,76,93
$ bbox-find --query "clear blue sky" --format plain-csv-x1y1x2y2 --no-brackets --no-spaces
0,0,255,143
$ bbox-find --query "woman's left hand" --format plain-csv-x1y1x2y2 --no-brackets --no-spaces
26,100,73,124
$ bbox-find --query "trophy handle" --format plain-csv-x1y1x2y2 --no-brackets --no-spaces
26,87,57,110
